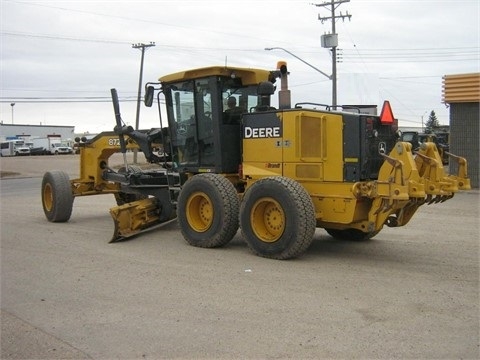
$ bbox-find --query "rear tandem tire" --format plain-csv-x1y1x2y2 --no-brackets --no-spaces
41,171,74,222
239,176,316,260
177,173,239,248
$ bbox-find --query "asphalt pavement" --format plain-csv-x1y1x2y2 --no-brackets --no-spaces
1,154,479,359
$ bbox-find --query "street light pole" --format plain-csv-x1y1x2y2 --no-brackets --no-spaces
265,47,332,80
10,103,15,124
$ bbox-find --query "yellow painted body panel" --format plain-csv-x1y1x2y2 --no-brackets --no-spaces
282,110,343,182
242,135,282,166
242,163,283,178
243,110,344,184
242,112,283,181
72,132,140,196
242,109,370,228
242,108,471,234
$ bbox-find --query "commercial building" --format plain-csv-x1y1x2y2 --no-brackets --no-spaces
0,123,75,143
442,73,480,188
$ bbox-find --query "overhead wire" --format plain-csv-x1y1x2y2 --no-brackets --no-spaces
335,20,457,123
4,0,299,47
1,31,263,52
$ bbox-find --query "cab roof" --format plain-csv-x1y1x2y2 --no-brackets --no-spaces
159,66,272,86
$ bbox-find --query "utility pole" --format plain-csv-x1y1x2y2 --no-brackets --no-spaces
132,42,155,163
313,0,351,108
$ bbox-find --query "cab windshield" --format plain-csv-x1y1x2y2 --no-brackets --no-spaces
164,76,259,167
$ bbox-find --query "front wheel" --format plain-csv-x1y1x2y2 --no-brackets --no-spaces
41,171,74,222
177,173,239,248
239,177,316,260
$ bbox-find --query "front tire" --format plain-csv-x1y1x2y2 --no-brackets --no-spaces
41,171,74,222
239,177,316,260
178,173,239,248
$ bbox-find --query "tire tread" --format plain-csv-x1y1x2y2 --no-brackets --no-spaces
178,173,239,248
41,171,73,222
240,176,316,260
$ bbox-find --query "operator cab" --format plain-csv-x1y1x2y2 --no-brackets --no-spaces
152,66,274,174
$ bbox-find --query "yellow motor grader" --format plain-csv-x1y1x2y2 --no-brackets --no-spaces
41,62,470,259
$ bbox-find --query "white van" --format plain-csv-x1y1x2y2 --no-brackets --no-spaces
1,140,29,156
0,141,15,156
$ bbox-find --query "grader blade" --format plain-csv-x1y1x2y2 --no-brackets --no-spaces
110,197,176,242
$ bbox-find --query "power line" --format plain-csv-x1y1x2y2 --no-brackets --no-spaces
2,87,134,94
1,96,135,100
331,19,462,122
0,97,138,103
3,31,477,59
0,96,166,104
342,46,478,51
1,31,131,44
342,58,479,63
380,76,442,79
339,46,479,63
342,52,478,58
5,0,289,47
1,31,262,52
294,46,479,55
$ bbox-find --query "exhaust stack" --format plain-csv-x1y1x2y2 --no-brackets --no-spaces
277,61,291,109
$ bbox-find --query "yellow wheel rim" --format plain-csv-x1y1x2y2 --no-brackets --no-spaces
250,197,285,243
43,183,53,211
185,191,213,232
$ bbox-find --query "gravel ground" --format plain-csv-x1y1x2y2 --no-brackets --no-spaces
1,152,479,359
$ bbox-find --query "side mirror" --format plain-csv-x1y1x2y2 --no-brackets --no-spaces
144,86,155,107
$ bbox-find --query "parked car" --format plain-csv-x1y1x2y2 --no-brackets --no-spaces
53,144,73,154
15,145,31,156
